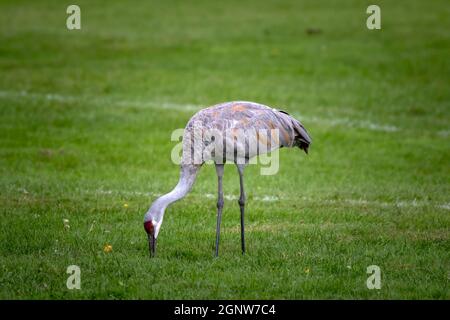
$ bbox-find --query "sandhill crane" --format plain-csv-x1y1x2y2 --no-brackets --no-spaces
144,101,311,257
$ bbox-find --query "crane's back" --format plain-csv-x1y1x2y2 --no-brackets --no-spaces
181,101,311,165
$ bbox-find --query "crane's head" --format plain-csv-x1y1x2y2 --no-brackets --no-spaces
143,212,164,258
144,220,157,257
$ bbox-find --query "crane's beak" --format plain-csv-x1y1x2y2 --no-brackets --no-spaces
144,221,156,258
148,233,156,258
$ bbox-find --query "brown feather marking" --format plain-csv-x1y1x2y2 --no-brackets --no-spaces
231,128,239,140
257,130,268,147
232,104,247,112
271,129,280,145
279,127,291,145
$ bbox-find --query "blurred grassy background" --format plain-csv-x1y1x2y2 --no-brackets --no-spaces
0,0,449,299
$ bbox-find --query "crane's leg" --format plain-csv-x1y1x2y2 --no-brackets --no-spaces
215,163,225,257
236,163,246,254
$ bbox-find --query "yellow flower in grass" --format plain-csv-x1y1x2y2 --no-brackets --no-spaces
304,268,310,274
123,203,129,208
103,244,113,253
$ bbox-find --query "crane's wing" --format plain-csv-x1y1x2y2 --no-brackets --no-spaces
181,102,312,165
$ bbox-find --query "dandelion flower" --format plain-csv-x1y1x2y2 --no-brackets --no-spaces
103,244,113,253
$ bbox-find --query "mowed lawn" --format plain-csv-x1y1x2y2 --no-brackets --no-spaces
0,0,449,299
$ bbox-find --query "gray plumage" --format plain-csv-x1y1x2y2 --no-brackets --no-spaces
144,101,311,257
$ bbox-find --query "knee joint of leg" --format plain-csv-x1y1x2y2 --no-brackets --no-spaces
238,197,245,207
217,199,224,209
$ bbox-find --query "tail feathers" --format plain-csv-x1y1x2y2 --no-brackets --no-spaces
292,119,311,154
276,109,312,154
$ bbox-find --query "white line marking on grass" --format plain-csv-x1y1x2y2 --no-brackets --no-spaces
204,193,280,202
0,90,199,112
94,189,280,202
320,197,450,211
0,89,403,133
89,188,449,210
296,114,399,132
0,90,77,102
115,100,201,112
94,189,160,198
438,130,450,137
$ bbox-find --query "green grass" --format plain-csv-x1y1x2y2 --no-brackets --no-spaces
0,0,449,299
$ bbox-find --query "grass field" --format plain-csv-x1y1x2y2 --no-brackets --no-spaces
0,0,449,299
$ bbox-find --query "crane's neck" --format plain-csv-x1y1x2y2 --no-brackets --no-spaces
144,165,200,228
